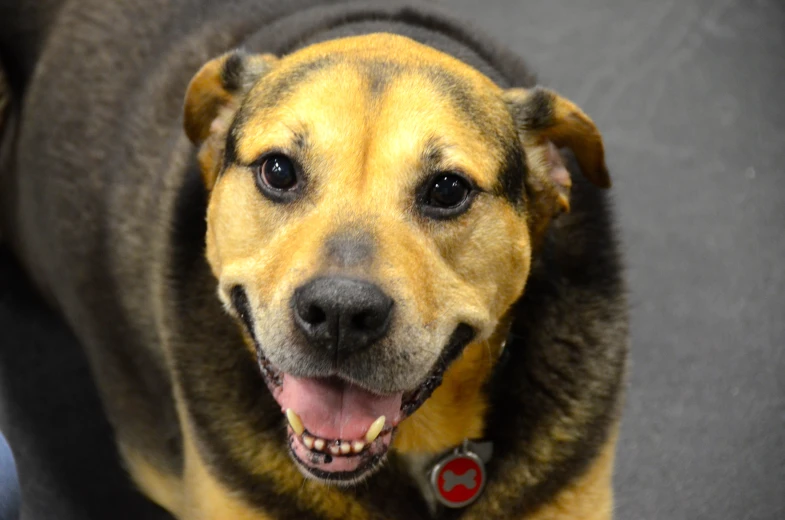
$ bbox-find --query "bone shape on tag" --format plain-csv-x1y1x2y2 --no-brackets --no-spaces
442,468,477,492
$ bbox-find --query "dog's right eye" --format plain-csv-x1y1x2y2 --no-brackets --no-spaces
254,154,301,202
418,173,475,220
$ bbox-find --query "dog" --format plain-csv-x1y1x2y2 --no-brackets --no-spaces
0,0,628,518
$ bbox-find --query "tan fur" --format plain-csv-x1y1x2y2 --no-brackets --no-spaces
177,418,275,520
521,431,617,520
121,445,184,516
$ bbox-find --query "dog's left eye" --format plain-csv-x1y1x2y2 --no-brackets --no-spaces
259,155,297,190
420,173,473,218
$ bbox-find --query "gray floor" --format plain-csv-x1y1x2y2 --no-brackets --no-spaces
1,1,784,519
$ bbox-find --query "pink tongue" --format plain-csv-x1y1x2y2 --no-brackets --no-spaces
278,375,402,440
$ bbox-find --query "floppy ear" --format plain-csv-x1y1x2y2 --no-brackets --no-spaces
503,87,610,217
183,50,277,188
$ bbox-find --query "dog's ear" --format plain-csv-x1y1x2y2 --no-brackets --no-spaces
183,50,277,188
504,87,610,216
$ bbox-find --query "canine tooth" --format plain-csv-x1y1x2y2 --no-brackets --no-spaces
329,444,341,456
303,435,315,450
285,409,304,436
365,416,386,443
314,438,326,451
352,441,366,453
340,442,352,455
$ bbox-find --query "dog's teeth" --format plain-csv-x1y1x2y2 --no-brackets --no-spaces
285,409,304,436
352,441,366,453
313,438,326,451
340,442,352,455
329,444,341,456
365,416,386,443
303,435,314,450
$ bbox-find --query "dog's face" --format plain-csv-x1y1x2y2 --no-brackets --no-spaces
184,34,608,484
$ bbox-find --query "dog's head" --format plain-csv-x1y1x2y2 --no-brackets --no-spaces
183,34,609,484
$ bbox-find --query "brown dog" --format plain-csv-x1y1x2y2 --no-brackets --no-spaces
0,1,627,518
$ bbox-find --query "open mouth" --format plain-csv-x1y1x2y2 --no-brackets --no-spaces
256,325,473,483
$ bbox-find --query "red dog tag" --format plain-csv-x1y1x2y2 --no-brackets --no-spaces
430,447,486,508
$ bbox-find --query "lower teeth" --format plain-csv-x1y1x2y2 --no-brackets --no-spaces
286,411,386,456
301,436,371,455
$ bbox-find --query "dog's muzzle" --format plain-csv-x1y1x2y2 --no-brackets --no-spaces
254,322,476,484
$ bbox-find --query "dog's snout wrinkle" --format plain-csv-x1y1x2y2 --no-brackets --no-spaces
293,277,393,360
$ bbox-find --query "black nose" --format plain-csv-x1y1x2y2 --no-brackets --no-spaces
293,277,394,358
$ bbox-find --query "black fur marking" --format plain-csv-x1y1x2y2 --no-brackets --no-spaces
293,130,308,152
360,59,403,98
369,67,390,97
424,66,490,135
421,136,445,171
222,118,240,169
220,50,248,93
494,139,528,207
435,323,476,370
230,285,255,339
171,163,209,306
511,87,555,131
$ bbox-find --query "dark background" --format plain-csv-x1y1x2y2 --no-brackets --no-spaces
1,0,783,518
